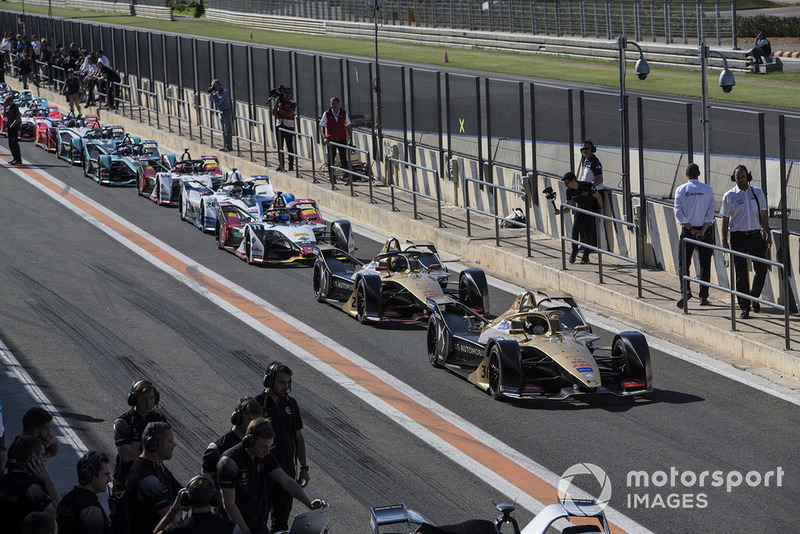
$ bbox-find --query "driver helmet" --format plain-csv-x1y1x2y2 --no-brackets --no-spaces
524,316,548,336
227,169,243,184
230,181,244,198
275,210,290,223
390,255,408,272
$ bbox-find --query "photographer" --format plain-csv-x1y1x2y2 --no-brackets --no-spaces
61,69,84,116
554,172,603,265
273,86,297,172
210,79,233,152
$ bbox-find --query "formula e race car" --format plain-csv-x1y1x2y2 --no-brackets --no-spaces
55,115,101,163
34,109,69,152
180,170,277,232
0,95,52,140
85,137,173,186
426,290,653,401
215,201,354,265
313,238,489,325
82,129,141,185
145,151,223,205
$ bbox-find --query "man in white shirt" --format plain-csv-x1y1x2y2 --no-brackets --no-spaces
720,165,772,319
674,163,716,308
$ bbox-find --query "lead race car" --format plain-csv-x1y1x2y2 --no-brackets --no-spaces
215,199,354,265
426,289,652,401
313,238,489,324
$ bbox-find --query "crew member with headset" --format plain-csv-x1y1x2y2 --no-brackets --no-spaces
217,418,326,534
126,421,182,534
201,397,264,481
721,164,772,319
154,474,240,533
56,451,113,534
255,361,310,533
578,140,604,198
111,379,168,534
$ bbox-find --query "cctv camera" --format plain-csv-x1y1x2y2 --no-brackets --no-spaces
634,57,650,81
721,85,733,94
637,72,648,80
718,69,735,93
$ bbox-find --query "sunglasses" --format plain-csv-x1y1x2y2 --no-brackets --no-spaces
580,147,592,151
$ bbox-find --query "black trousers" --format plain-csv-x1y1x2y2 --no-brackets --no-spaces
327,140,349,183
277,126,295,169
571,211,598,256
8,124,20,161
678,226,714,298
731,230,768,311
270,482,294,532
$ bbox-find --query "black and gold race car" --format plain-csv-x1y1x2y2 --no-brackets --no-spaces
426,290,653,401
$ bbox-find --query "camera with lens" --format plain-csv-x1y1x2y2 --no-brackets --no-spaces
543,186,557,201
269,85,288,100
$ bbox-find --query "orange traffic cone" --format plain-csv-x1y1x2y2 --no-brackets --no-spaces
444,51,449,63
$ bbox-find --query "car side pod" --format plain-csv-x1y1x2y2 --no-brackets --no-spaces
520,499,610,534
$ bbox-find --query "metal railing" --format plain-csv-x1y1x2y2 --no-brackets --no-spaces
464,176,531,255
325,140,373,197
560,203,643,297
197,103,222,148
233,108,264,162
166,90,192,140
389,156,441,227
277,126,315,180
681,237,791,350
136,84,159,128
114,80,133,118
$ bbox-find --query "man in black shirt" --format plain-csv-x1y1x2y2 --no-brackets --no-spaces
154,474,240,534
6,406,61,471
126,421,182,534
0,437,61,532
255,362,309,532
112,379,168,534
555,171,603,265
202,397,263,481
217,418,326,534
57,451,113,534
4,93,21,164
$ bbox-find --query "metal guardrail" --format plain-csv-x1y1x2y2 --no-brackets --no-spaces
560,203,643,297
325,140,373,197
136,85,159,128
166,91,192,140
234,109,265,162
389,156,441,227
114,80,133,118
197,103,222,148
464,176,531,255
681,237,791,350
277,126,315,181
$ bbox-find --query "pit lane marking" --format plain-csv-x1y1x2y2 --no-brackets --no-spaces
7,161,653,534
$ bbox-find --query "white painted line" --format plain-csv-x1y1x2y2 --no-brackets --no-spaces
12,148,653,534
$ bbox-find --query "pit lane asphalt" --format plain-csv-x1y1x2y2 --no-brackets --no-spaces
0,141,798,533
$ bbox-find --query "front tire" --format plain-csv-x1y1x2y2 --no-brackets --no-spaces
426,316,448,368
179,193,187,221
216,223,224,249
356,279,369,324
313,263,329,302
487,347,505,401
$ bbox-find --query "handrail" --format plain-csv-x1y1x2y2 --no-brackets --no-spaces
559,203,643,298
463,175,531,256
680,237,790,350
197,103,222,148
166,92,192,139
277,126,316,182
326,140,373,197
389,156,441,226
234,111,265,162
136,85,159,128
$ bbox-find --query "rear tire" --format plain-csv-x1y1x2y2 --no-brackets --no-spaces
216,223,224,249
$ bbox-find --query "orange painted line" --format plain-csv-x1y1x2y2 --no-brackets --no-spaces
22,165,629,534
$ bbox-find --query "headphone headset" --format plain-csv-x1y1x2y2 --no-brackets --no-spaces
143,422,160,453
179,474,222,508
581,140,597,154
263,361,291,389
127,379,160,407
242,432,256,449
731,165,753,182
77,451,104,486
230,398,260,426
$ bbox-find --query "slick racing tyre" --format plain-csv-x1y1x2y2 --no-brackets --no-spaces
426,315,448,368
487,346,507,401
313,263,329,302
356,279,369,324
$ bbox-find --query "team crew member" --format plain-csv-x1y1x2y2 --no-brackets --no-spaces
0,437,61,532
56,451,113,534
201,397,264,480
126,421,182,534
217,418,326,534
111,379,168,534
674,163,716,308
720,165,772,319
554,172,603,265
154,474,240,534
255,362,309,532
319,96,352,185
578,140,604,195
6,406,60,471
5,93,22,164
274,87,297,172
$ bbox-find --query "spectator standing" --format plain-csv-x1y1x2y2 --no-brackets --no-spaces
319,96,352,185
4,94,21,164
554,172,603,265
201,397,263,480
721,165,772,319
126,421,182,534
274,87,297,172
98,64,119,109
210,79,233,152
217,418,326,534
96,49,110,69
255,362,310,533
153,474,240,534
111,379,168,534
62,69,84,116
0,437,61,532
56,451,113,534
674,162,716,308
17,52,35,89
